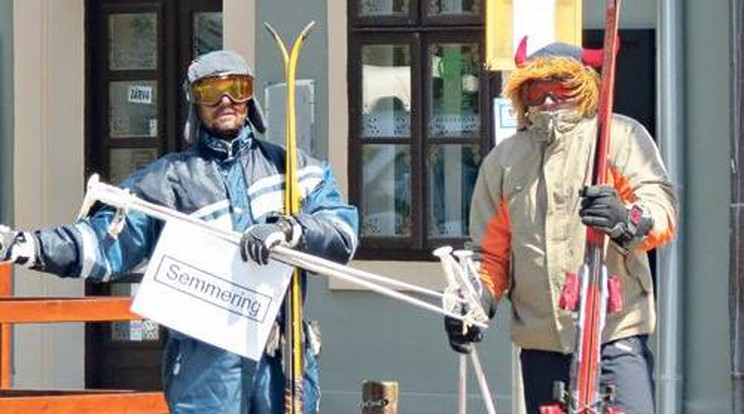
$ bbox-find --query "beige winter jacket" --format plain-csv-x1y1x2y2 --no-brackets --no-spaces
469,111,677,353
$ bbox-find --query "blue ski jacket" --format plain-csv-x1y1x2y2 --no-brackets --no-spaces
30,126,359,413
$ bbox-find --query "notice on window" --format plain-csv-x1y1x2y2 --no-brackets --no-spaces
132,221,293,360
128,85,153,104
493,97,517,147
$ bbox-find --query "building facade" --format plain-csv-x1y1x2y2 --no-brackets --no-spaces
0,0,735,412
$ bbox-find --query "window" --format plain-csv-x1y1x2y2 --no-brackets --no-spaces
87,0,223,183
349,0,494,260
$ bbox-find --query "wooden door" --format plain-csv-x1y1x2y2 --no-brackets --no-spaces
84,0,223,391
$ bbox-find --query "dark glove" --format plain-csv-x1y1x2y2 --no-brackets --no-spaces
0,225,36,265
240,215,303,265
444,288,494,354
579,185,654,246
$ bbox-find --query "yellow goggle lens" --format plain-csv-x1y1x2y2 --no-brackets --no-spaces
190,74,254,105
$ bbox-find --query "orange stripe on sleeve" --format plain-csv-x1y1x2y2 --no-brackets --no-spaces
609,167,635,203
610,167,676,251
640,216,676,251
480,199,511,299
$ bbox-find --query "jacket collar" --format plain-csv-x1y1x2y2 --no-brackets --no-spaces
197,126,253,160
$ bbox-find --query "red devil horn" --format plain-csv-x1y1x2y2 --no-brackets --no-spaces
515,36,528,67
581,48,604,68
582,35,620,69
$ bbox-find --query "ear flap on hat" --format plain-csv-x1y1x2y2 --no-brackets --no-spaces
247,97,266,134
183,104,199,144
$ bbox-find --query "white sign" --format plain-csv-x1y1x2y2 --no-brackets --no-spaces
513,0,556,55
149,119,158,137
132,221,293,360
493,97,518,147
128,85,153,104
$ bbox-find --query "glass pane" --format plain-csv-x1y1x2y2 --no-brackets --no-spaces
109,13,158,70
359,0,410,16
109,148,159,184
362,145,412,237
110,284,160,342
361,44,411,138
429,42,480,137
109,81,159,138
193,12,223,58
428,144,480,237
428,0,482,16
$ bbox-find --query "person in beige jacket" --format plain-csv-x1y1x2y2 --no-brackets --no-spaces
444,41,677,413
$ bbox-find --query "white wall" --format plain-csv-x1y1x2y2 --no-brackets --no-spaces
12,0,85,389
223,0,256,70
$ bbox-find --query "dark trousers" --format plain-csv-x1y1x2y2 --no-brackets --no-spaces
520,335,655,414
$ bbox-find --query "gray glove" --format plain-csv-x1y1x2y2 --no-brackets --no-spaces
240,215,303,265
0,225,37,266
579,185,654,246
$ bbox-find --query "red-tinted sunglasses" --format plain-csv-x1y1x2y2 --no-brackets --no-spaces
520,78,576,107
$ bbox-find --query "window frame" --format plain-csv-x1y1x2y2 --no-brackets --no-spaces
348,0,494,261
349,32,423,257
87,2,170,182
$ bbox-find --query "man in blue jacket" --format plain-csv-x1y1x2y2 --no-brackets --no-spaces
0,50,358,414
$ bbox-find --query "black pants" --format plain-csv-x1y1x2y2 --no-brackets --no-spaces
520,335,655,414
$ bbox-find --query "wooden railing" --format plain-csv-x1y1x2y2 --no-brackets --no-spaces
0,264,11,388
0,263,168,413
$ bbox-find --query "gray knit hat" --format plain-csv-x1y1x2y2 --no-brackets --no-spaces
183,50,266,143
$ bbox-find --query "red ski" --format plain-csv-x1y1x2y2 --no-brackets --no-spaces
540,1,624,413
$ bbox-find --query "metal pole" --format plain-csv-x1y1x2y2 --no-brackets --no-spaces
470,349,497,414
79,176,486,328
730,0,744,411
656,0,685,412
458,355,467,414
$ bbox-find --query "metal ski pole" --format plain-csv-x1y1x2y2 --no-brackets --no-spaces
77,175,487,329
435,247,497,413
458,354,467,414
469,348,497,414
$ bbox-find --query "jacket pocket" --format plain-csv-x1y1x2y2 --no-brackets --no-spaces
608,243,653,294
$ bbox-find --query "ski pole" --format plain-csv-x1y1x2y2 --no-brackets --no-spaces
77,175,487,329
470,348,497,414
458,354,467,414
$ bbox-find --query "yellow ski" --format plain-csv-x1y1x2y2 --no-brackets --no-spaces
264,21,315,414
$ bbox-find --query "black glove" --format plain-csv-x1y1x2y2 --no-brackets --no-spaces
240,215,303,265
579,185,654,245
444,288,494,354
0,225,36,265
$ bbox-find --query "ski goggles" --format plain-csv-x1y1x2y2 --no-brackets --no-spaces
189,74,254,106
520,77,576,107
